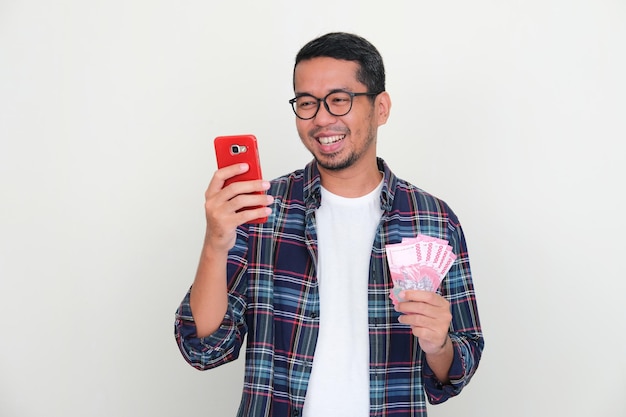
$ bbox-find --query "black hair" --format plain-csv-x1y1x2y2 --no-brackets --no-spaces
293,32,386,94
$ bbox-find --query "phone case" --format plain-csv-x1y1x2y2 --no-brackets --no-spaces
214,134,267,223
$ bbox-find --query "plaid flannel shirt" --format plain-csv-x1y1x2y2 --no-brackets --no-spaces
175,158,484,417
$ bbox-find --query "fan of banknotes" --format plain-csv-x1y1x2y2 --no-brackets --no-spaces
385,235,457,305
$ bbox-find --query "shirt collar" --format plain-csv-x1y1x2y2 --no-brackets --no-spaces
303,157,396,212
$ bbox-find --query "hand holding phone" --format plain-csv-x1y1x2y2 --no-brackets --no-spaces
214,134,269,224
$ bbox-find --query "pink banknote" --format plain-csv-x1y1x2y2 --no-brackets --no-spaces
386,235,456,305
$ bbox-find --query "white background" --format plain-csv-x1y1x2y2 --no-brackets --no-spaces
1,1,625,416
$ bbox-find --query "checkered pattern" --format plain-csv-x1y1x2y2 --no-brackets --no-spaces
175,158,484,417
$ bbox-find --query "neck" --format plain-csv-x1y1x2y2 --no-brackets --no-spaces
318,158,382,198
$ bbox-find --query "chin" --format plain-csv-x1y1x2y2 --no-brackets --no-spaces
315,154,358,171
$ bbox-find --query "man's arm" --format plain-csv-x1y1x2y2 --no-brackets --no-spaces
189,242,230,338
399,219,484,403
186,162,273,337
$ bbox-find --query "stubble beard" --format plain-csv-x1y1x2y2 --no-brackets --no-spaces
312,125,377,172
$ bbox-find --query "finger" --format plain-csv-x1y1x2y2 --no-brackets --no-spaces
396,295,451,322
396,301,432,316
397,311,450,343
232,205,273,224
207,163,250,196
399,290,441,304
223,179,272,201
400,302,452,323
398,312,431,327
401,317,450,352
410,327,446,351
210,192,273,227
207,191,272,225
228,192,274,209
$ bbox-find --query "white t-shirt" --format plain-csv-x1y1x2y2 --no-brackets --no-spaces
302,181,384,417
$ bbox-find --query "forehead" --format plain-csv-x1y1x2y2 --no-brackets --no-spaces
293,57,364,94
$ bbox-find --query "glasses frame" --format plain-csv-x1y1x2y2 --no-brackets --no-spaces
288,90,383,120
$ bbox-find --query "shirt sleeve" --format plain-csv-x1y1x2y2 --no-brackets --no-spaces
422,333,484,403
174,288,248,370
174,228,251,371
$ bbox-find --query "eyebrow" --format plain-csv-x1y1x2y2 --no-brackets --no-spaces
293,88,354,98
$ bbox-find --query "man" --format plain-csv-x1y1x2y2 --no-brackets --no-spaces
175,32,484,417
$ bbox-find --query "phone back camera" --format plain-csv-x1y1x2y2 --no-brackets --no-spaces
230,144,247,155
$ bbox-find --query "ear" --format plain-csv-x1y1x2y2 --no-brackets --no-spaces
375,91,392,126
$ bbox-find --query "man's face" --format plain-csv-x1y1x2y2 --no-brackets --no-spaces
293,57,388,172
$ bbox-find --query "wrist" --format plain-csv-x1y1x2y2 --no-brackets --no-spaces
424,335,454,384
201,235,232,260
428,335,451,357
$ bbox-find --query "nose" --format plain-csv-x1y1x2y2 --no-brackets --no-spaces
313,101,337,126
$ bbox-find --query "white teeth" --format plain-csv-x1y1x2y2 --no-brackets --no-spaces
318,135,345,145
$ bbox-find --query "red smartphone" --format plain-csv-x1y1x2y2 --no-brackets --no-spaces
214,134,268,224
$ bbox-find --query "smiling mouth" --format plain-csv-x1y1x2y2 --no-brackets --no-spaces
317,134,345,145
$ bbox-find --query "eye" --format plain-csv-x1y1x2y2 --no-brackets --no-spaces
328,92,351,105
296,96,318,109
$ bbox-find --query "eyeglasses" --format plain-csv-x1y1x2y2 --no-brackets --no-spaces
288,90,382,120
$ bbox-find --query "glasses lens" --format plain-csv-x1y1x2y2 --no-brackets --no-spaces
325,91,353,116
293,95,319,119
